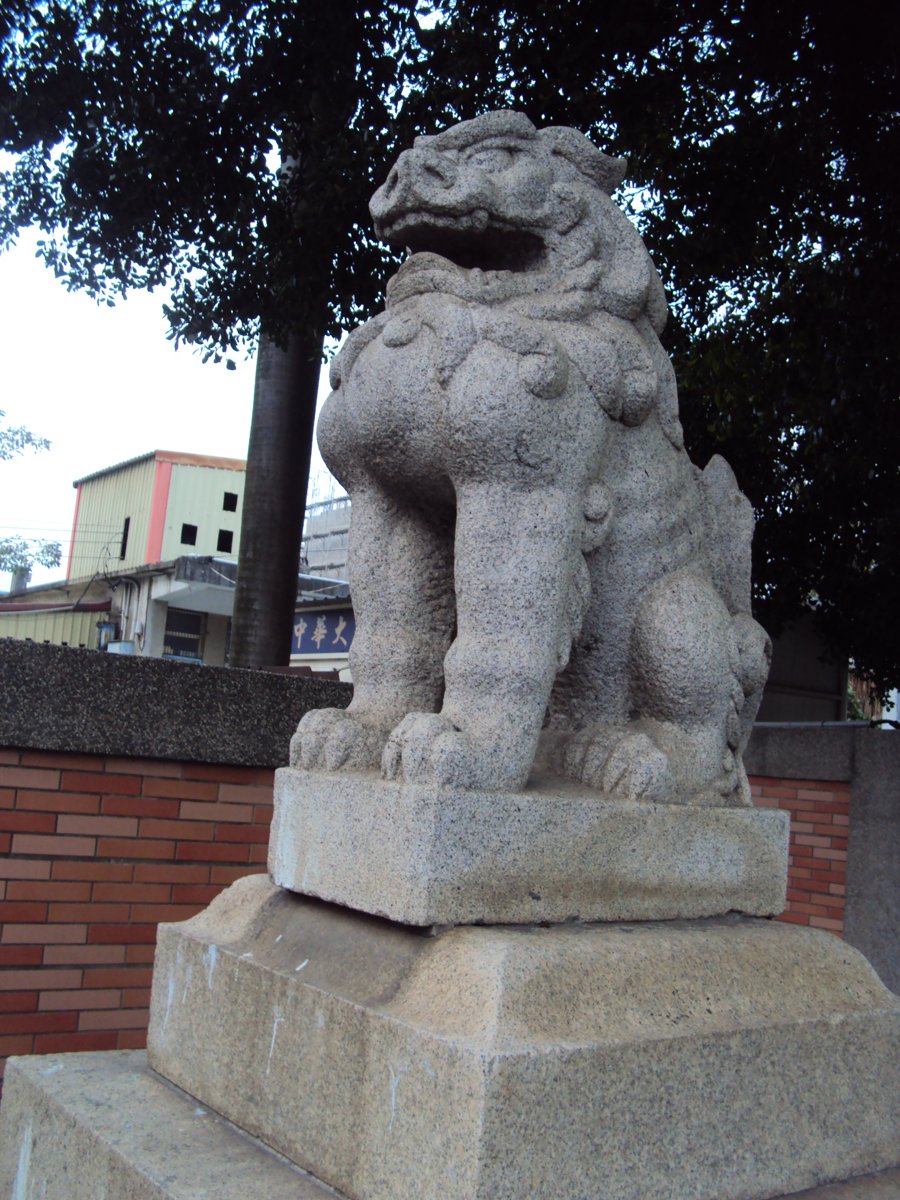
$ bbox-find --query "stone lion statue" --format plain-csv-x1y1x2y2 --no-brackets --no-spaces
293,110,771,805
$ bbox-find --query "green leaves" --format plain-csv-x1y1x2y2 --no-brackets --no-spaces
0,535,62,573
0,409,51,460
0,410,62,576
1,0,424,351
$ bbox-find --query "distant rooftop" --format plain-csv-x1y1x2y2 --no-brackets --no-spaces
1,555,349,607
73,450,247,488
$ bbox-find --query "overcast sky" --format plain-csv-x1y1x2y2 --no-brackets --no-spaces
0,228,338,591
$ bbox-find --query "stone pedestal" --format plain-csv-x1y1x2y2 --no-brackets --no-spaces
269,768,789,924
139,875,898,1200
1,769,897,1200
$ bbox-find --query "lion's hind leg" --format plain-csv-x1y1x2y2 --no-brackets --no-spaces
624,569,743,802
568,569,757,805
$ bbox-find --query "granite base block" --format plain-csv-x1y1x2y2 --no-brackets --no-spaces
269,767,789,925
146,875,899,1200
2,1051,898,1200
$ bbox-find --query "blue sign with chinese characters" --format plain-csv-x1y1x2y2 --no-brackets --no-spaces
292,607,355,656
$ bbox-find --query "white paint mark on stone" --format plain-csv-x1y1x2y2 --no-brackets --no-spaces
162,973,176,1033
194,1107,206,1117
204,943,218,989
274,934,283,943
40,1063,63,1076
295,959,309,972
266,1006,284,1076
316,1009,326,1028
388,1062,407,1133
181,962,193,1003
12,1121,31,1200
239,951,254,959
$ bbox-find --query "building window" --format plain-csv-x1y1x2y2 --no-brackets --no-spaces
216,529,234,554
163,608,204,661
119,516,131,560
223,491,238,512
181,523,197,546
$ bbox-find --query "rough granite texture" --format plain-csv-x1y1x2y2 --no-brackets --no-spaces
292,110,771,806
269,767,789,925
2,1053,898,1200
744,724,858,782
0,1051,335,1200
146,876,900,1200
0,638,349,767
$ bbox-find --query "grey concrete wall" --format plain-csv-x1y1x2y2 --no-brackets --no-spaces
0,638,350,768
747,725,899,994
745,724,855,782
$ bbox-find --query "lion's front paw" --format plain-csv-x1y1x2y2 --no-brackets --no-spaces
290,708,384,772
383,712,523,790
381,713,467,787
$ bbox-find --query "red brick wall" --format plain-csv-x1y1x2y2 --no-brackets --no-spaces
1,747,851,1085
0,747,273,1084
750,775,849,935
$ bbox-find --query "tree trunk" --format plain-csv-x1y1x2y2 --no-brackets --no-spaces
228,330,323,669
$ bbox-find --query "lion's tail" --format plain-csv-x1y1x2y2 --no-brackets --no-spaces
698,455,755,617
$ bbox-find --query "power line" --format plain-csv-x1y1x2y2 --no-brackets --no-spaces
0,523,121,532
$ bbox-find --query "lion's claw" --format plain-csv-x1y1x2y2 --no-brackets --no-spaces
382,713,464,784
291,708,384,772
575,729,672,803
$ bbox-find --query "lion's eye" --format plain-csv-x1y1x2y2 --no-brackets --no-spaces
465,145,517,171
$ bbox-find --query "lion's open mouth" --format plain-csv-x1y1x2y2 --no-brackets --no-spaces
381,211,546,273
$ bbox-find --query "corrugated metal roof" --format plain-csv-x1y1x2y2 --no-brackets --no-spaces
73,450,247,487
297,575,350,603
0,608,105,648
0,599,110,614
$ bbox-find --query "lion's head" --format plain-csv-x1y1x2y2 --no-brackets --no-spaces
370,110,665,331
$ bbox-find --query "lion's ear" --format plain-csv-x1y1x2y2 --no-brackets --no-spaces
541,126,627,193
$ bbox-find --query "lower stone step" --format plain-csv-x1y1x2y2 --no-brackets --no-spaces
0,1050,897,1200
0,1050,339,1200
